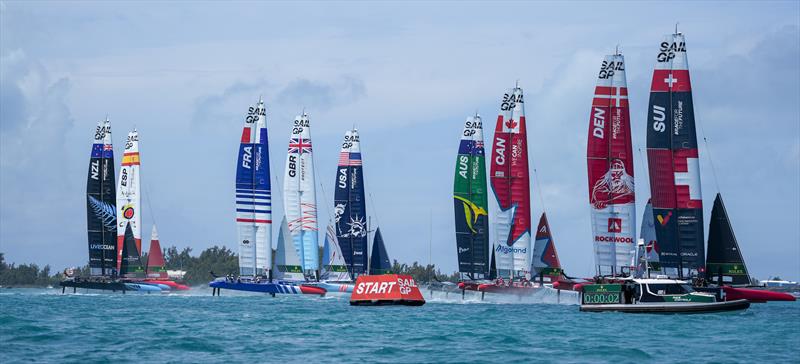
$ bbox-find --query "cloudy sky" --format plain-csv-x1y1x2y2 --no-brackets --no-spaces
1,1,798,279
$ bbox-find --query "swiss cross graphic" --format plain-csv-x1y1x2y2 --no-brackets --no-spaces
674,155,703,208
607,218,622,233
664,73,679,87
288,137,312,154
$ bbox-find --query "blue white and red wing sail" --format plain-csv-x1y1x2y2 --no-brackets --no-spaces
236,99,272,276
333,129,368,276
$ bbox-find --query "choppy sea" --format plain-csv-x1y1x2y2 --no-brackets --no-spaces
1,287,797,363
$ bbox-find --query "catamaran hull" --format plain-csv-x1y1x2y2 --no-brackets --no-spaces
580,299,750,313
59,280,127,292
723,286,795,302
124,283,163,292
145,280,190,291
458,281,543,295
307,282,354,293
208,280,326,295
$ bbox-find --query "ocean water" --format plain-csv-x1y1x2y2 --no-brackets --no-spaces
1,287,798,363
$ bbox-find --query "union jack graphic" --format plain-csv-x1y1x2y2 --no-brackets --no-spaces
288,137,313,154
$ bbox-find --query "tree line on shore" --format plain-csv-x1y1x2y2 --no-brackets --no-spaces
0,248,458,287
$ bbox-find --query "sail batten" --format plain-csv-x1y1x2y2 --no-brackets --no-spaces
235,99,272,277
489,85,532,277
646,33,705,275
283,113,319,276
87,119,117,276
453,115,489,278
334,130,368,277
587,54,636,275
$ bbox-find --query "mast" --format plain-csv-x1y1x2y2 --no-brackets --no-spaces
587,52,636,276
454,114,489,280
116,128,142,271
284,111,319,278
87,118,117,276
489,83,531,278
235,98,272,277
646,31,704,278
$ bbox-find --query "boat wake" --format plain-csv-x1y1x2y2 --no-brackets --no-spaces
423,285,579,305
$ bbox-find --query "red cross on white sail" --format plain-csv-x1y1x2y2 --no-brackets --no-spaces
592,86,629,108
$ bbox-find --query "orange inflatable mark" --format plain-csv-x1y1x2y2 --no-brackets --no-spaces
349,274,425,306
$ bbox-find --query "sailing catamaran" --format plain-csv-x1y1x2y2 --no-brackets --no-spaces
490,83,532,281
333,129,369,278
587,51,637,277
645,30,704,279
210,99,324,296
283,112,320,279
61,119,129,292
86,118,117,276
639,31,792,303
453,114,490,281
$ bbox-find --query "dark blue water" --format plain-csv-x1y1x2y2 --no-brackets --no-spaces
1,287,797,363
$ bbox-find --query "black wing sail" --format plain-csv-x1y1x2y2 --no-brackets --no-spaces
86,120,117,276
706,193,751,286
369,228,391,275
120,223,145,278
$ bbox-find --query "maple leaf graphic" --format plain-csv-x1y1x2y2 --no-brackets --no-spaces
505,119,518,129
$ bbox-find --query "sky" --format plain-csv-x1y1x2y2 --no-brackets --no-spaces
1,1,798,280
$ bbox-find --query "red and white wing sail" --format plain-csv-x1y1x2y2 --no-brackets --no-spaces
587,54,636,274
489,84,531,276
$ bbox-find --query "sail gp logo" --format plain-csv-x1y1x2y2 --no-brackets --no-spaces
607,218,622,233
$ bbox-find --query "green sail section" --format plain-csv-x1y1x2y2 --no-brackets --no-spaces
453,115,489,279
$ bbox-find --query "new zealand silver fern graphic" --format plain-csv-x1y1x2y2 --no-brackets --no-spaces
88,195,117,230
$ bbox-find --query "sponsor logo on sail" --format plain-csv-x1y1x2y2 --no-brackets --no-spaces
122,204,135,220
656,211,672,226
458,247,470,254
607,218,622,233
598,60,624,79
495,245,527,254
594,236,633,243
